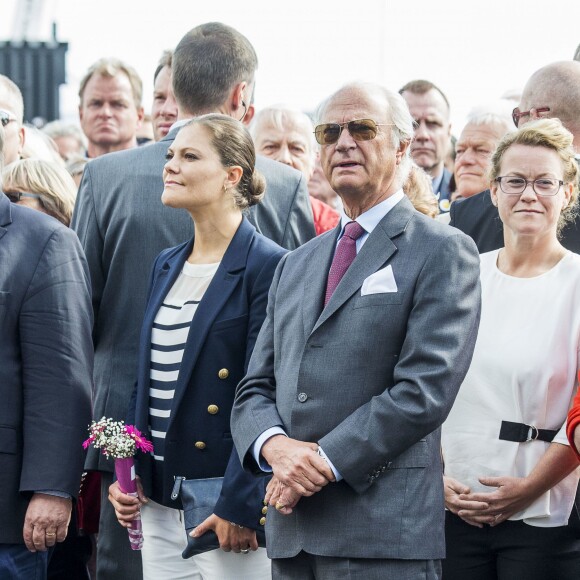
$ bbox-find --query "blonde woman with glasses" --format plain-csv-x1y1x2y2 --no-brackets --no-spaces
442,118,580,579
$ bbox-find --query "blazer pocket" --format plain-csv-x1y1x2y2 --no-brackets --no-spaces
0,425,18,454
353,291,405,308
212,314,248,332
388,440,428,468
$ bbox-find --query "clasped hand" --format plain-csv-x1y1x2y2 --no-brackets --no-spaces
444,475,536,528
261,436,335,515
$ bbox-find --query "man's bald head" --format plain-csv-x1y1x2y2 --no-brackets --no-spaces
520,61,580,141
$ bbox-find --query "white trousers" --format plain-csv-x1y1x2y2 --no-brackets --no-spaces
140,499,271,580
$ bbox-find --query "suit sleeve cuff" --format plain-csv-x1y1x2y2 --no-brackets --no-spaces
252,427,287,472
35,490,72,499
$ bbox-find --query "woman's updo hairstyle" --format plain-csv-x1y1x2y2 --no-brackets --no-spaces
186,114,265,209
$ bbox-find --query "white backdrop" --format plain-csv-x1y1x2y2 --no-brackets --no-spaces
1,0,578,133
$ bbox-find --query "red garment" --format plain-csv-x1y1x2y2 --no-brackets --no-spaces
567,388,580,460
310,196,340,236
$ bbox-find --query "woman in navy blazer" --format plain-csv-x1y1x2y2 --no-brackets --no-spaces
109,115,286,579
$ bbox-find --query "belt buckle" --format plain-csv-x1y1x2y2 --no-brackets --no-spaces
526,425,539,442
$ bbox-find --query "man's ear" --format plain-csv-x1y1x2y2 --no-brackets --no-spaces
136,106,145,127
230,82,247,119
396,140,410,164
242,103,255,126
18,126,25,156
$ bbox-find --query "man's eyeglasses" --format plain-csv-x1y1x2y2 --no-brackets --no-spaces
511,107,550,128
5,192,42,203
314,119,392,145
494,176,563,196
0,109,17,128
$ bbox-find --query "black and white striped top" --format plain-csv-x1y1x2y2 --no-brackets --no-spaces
148,260,220,462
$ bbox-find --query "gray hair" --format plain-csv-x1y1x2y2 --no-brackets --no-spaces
464,101,514,135
0,74,24,124
316,82,414,183
42,120,87,150
250,106,316,150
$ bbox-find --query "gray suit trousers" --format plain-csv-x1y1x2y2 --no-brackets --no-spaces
272,552,442,580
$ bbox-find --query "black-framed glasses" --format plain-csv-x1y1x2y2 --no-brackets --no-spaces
0,109,17,127
314,119,392,145
511,106,550,128
494,176,564,196
5,192,42,203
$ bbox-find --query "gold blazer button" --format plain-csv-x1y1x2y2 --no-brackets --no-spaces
194,441,206,450
207,405,219,415
259,517,266,526
218,368,229,379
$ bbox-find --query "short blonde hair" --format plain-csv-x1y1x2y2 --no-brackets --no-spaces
2,159,77,226
490,118,579,233
79,57,143,108
403,163,439,218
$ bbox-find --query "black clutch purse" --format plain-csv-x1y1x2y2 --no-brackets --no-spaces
177,476,266,558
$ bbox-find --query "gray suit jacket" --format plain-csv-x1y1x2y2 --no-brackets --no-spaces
71,128,315,471
0,193,93,542
232,196,481,559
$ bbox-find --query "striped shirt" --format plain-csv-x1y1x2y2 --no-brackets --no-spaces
148,260,220,463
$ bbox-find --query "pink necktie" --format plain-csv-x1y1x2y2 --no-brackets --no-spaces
324,221,366,306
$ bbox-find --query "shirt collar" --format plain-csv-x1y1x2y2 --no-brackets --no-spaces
431,170,444,198
339,190,404,235
168,118,192,133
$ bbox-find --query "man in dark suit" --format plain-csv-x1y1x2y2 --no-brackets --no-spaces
451,61,580,253
0,191,92,578
400,79,453,213
72,22,315,580
232,82,481,579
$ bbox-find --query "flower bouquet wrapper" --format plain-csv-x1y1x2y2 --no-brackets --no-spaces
115,456,143,551
83,419,153,552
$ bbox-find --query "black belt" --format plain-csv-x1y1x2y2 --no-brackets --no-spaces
499,420,558,443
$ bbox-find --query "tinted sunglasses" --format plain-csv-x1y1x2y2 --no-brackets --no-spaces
314,119,391,145
5,192,42,203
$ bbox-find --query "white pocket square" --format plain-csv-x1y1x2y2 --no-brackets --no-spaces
361,265,398,295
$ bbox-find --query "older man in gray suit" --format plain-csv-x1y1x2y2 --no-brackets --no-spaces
231,83,482,579
72,22,315,580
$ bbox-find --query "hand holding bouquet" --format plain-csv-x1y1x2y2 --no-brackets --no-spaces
83,418,153,550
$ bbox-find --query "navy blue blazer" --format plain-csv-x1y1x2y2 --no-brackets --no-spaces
131,217,286,530
0,193,93,543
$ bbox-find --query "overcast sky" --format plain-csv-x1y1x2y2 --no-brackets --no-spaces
1,0,578,133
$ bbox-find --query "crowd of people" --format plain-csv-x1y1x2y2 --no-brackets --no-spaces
1,19,580,580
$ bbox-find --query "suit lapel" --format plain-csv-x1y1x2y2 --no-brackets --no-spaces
311,198,415,334
302,228,340,338
136,240,193,428
168,218,254,422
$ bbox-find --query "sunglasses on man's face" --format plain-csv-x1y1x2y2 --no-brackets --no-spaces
313,119,392,145
0,109,17,128
5,192,42,203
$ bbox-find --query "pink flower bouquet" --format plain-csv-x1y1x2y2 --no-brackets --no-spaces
83,418,153,550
